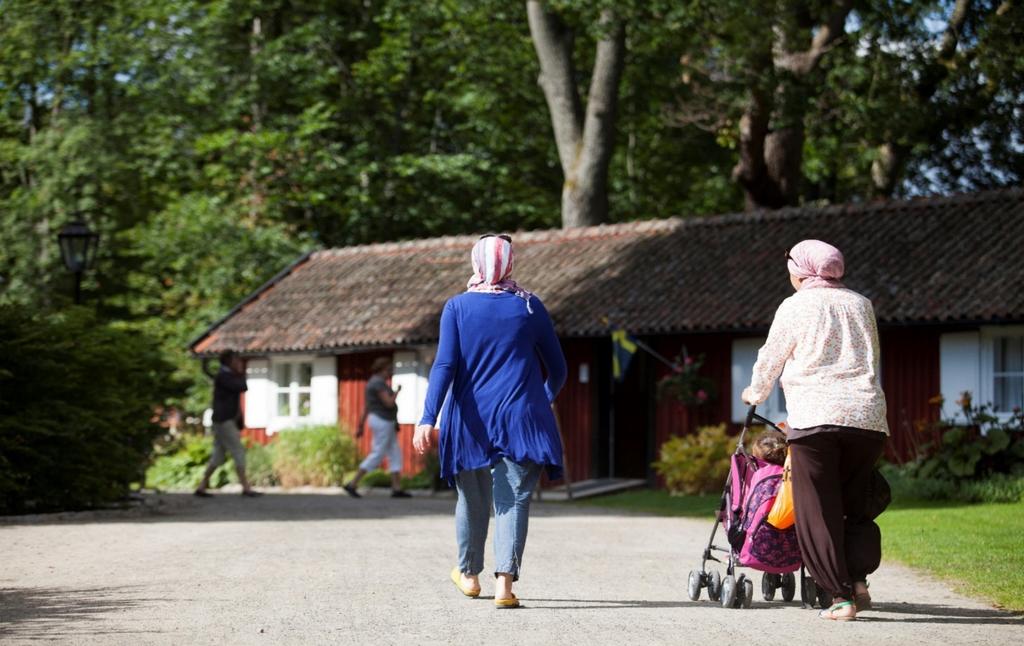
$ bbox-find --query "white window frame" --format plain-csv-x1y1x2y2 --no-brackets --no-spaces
731,337,788,425
271,356,315,428
393,349,431,425
979,325,1024,420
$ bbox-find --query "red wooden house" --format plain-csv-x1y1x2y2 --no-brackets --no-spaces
190,189,1024,485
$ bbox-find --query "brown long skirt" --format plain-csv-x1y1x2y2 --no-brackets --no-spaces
788,428,886,601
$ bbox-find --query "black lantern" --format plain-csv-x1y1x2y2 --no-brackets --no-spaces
57,220,100,304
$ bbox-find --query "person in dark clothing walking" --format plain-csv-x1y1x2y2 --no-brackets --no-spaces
195,350,261,497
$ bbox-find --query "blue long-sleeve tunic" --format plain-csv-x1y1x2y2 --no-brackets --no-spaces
419,292,568,482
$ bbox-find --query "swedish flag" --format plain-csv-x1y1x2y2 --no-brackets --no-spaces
611,329,638,382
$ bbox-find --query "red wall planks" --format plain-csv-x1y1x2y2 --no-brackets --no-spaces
241,325,940,487
652,334,734,448
551,338,597,484
880,327,942,462
337,352,428,477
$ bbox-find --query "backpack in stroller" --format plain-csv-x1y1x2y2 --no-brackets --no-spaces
686,405,833,609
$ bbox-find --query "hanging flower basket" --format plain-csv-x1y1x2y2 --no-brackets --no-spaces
656,349,716,406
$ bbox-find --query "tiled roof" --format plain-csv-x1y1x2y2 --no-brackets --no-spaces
191,189,1024,355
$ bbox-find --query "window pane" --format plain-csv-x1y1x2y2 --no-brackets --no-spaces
994,376,1023,412
277,392,291,417
276,363,292,386
298,392,311,417
299,363,313,387
995,337,1024,373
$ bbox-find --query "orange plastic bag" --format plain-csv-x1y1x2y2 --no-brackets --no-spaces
767,450,795,529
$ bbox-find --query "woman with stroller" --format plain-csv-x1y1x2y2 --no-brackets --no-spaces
742,239,888,621
413,233,567,609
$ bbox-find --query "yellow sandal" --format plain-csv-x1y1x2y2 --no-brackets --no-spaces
494,594,520,609
450,567,481,598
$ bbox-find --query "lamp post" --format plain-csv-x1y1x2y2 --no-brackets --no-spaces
57,220,100,304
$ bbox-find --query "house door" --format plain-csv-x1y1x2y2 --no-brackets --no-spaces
596,339,654,480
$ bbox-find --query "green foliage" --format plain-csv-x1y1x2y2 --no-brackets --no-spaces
882,465,1024,504
271,425,357,487
0,305,179,514
656,351,716,406
145,434,234,491
903,394,1024,483
364,450,442,490
147,425,353,490
884,393,1024,504
652,424,731,495
1,1,1022,435
244,441,278,487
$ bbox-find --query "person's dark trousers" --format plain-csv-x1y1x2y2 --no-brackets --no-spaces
789,428,886,601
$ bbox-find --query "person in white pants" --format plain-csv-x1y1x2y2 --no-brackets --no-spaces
343,357,411,498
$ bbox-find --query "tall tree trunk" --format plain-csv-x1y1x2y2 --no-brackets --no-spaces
527,2,625,228
249,15,265,220
733,0,853,210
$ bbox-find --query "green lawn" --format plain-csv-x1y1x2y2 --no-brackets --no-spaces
878,499,1024,613
574,490,1024,613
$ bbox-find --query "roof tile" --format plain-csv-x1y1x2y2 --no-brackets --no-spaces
191,189,1024,354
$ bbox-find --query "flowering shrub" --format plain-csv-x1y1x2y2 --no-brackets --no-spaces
656,350,716,406
905,392,1024,481
653,424,731,494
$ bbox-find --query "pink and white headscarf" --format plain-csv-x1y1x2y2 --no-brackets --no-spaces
467,235,534,313
787,239,845,290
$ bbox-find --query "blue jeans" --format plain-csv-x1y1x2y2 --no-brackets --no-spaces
455,458,542,581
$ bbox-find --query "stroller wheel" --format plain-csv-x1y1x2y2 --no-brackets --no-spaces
781,572,796,602
687,570,702,601
708,570,722,602
742,577,754,609
801,575,817,607
761,573,776,601
720,575,737,609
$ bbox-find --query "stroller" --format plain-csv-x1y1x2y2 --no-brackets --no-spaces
686,405,833,609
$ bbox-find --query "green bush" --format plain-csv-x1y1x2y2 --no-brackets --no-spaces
361,469,394,488
882,464,1024,504
146,426,349,490
245,441,278,487
653,424,732,495
272,425,356,487
146,434,233,491
908,394,1024,481
0,306,178,514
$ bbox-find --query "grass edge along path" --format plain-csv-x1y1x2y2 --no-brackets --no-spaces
571,489,1024,614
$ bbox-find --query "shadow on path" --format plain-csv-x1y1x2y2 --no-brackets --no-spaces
0,493,643,527
861,602,1023,625
519,597,693,610
0,586,162,639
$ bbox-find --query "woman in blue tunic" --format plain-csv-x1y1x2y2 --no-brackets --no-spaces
414,234,567,609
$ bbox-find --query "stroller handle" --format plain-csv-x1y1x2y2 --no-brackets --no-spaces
745,404,757,429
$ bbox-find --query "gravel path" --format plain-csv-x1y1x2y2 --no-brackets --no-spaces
1,490,1020,645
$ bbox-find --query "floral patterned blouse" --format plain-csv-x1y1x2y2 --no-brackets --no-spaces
742,287,889,434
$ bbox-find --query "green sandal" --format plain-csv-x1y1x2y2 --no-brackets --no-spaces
819,600,856,621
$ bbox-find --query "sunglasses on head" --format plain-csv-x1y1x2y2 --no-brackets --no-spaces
479,233,512,243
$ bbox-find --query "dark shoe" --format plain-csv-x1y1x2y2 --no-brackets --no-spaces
391,490,412,498
343,484,362,499
854,581,871,611
241,490,263,498
193,490,213,498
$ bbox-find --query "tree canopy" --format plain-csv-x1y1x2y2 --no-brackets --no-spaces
1,0,1020,410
